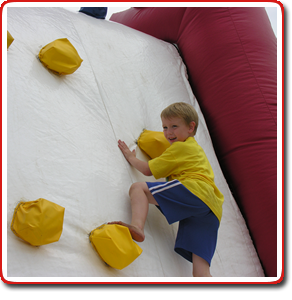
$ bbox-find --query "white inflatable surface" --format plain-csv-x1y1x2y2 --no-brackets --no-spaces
5,7,264,282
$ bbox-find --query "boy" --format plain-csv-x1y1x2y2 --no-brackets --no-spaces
109,102,224,277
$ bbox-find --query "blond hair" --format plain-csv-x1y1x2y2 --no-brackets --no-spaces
161,102,199,136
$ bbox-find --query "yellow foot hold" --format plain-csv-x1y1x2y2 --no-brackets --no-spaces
89,223,143,270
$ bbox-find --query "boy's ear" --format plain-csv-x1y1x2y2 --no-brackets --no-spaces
189,121,196,133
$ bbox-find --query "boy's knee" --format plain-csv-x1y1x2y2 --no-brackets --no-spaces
129,182,142,195
129,182,147,196
129,183,135,196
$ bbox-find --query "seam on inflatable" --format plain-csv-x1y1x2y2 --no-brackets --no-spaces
227,8,276,127
68,13,135,184
176,8,188,42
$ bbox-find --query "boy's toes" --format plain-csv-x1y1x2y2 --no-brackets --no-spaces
107,221,145,242
107,221,122,225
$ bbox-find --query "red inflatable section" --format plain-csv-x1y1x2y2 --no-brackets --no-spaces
111,7,277,277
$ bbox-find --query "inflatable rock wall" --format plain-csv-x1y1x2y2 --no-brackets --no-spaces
111,7,277,277
6,7,270,280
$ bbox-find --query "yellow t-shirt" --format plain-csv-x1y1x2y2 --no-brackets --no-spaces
148,137,224,222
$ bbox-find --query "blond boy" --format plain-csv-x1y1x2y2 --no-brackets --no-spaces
109,102,224,277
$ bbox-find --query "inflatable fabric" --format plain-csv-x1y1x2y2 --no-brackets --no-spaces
7,30,14,49
38,38,83,75
79,7,107,19
7,7,266,279
10,198,65,246
89,224,142,270
137,129,170,159
111,7,277,277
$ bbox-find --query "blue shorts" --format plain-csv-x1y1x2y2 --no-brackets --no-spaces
146,180,219,265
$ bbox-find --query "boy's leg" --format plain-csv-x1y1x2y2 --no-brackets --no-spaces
129,182,158,231
192,253,212,277
109,182,158,242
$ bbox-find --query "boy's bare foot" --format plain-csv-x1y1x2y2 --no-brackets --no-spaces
107,221,145,242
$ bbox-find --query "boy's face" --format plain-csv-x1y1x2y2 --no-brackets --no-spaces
162,116,195,145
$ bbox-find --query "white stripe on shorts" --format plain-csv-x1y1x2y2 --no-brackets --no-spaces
149,180,182,195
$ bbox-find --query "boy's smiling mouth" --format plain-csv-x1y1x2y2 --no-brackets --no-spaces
168,137,177,143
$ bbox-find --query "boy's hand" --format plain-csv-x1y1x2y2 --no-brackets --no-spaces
118,139,152,176
118,140,136,164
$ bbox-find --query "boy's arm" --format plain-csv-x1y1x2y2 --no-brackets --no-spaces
118,140,152,176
